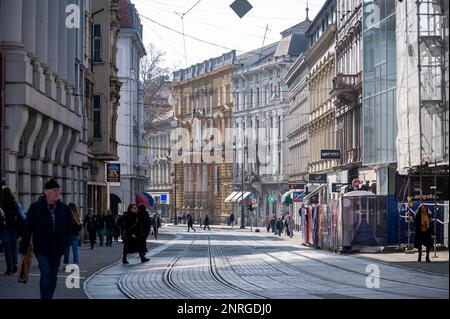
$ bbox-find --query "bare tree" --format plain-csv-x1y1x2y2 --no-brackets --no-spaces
141,44,173,130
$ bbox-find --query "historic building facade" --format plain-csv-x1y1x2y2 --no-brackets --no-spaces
86,0,121,215
232,20,310,225
305,0,337,203
332,0,376,193
171,51,236,224
0,0,89,213
110,0,146,212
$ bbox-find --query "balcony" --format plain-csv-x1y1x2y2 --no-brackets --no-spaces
336,147,362,168
331,72,362,106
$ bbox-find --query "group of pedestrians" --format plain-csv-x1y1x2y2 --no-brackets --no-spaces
265,215,295,238
184,213,211,232
83,209,119,249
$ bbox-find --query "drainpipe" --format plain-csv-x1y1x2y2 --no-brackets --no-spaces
0,53,4,187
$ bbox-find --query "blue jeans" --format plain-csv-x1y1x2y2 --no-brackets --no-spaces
3,229,18,272
35,254,62,299
63,235,80,264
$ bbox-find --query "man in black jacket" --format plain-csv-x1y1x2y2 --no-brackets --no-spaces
19,178,71,299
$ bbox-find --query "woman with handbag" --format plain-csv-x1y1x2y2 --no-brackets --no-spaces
121,204,149,264
63,203,82,267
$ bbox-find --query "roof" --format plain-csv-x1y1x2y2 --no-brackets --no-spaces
274,33,307,57
235,42,279,68
280,19,312,37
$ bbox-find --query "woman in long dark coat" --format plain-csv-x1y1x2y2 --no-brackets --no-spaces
414,204,434,262
121,204,149,264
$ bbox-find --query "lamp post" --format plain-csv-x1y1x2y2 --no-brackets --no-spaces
240,138,247,229
168,94,178,225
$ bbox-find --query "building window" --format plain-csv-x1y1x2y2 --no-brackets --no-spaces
250,89,253,108
93,24,102,62
93,95,102,138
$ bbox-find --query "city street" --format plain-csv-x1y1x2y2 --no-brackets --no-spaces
85,226,448,299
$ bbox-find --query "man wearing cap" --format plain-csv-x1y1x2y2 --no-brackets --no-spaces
19,178,72,299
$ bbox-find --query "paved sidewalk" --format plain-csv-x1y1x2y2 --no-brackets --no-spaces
0,233,175,299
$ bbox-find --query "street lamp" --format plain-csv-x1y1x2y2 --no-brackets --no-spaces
168,95,178,225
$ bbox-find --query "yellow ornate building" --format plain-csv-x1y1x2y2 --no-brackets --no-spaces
171,51,236,224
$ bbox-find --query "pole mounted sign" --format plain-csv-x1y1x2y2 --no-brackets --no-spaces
107,164,120,183
321,149,341,159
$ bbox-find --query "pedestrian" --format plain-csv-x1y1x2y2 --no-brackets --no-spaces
265,216,270,232
229,213,235,228
19,178,72,299
177,213,182,224
63,203,82,267
152,213,161,240
105,210,115,247
203,214,210,230
182,212,186,224
1,187,26,275
83,208,97,249
288,216,295,238
276,217,283,236
113,214,121,242
0,206,7,257
271,215,277,234
137,205,151,241
414,204,434,263
97,212,105,246
121,204,149,264
187,214,196,232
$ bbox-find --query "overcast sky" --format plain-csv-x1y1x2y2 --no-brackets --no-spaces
133,0,326,71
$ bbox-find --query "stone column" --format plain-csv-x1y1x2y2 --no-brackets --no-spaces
35,0,49,65
1,0,23,48
47,0,59,75
22,0,36,57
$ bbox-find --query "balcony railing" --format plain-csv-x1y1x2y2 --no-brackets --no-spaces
331,72,362,100
337,147,361,166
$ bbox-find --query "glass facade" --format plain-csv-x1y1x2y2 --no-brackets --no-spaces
362,0,397,165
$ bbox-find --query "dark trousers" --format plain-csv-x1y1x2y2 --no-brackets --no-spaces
88,231,96,248
203,224,210,230
3,229,18,272
35,254,62,299
106,228,113,246
187,225,195,232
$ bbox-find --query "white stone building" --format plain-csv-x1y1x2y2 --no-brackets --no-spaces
109,0,146,213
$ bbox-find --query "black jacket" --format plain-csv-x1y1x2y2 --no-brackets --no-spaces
19,197,71,258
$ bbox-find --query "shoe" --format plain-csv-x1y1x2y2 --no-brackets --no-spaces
4,270,11,275
141,257,150,263
426,257,431,263
122,259,129,264
12,265,17,274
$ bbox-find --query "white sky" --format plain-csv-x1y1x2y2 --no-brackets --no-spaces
133,0,326,70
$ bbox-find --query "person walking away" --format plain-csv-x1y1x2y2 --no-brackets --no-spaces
113,214,121,242
97,212,105,246
153,213,161,240
1,188,26,275
63,203,82,267
121,204,149,264
19,178,72,299
203,215,210,230
187,214,196,232
271,216,277,234
105,210,115,247
83,208,97,249
276,217,283,236
414,204,434,262
229,213,235,228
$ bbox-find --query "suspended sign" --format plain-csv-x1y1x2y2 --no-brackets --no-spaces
107,164,120,183
289,183,306,190
321,149,341,159
292,192,306,202
332,183,349,192
230,0,253,18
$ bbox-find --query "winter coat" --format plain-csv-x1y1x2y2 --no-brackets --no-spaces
122,212,147,254
413,210,434,249
19,197,71,258
83,214,98,234
137,209,151,238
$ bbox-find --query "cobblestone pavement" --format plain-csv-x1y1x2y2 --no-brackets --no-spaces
86,226,449,299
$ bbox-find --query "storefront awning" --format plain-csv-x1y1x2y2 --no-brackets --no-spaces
224,191,238,203
302,184,326,202
230,191,251,202
281,190,293,205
